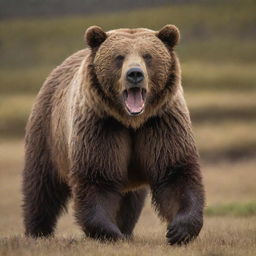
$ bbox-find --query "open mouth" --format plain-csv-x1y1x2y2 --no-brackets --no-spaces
123,87,147,115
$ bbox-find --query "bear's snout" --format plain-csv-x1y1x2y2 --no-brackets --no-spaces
122,65,147,116
126,67,144,85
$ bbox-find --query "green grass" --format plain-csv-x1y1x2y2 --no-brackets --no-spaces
206,202,256,217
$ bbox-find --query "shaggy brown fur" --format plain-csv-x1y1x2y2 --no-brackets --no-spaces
22,25,205,245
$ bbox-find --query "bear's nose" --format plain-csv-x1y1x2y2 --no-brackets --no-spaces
126,67,144,84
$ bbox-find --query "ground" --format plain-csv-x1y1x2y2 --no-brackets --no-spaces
0,141,256,256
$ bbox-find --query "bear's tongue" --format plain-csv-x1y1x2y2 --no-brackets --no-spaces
124,88,144,114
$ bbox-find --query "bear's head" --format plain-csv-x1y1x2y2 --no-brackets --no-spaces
85,25,181,128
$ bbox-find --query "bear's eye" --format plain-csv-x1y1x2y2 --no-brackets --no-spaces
115,55,125,62
143,53,152,63
115,55,125,67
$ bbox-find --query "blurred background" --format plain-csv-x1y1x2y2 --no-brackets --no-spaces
0,0,256,254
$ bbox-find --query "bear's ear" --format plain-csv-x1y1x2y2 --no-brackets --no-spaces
157,24,180,48
85,26,107,48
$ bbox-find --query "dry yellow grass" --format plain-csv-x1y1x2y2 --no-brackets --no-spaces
194,121,256,160
186,90,256,110
0,140,256,255
1,217,256,256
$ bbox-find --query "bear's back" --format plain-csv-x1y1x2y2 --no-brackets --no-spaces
25,49,90,179
43,49,89,95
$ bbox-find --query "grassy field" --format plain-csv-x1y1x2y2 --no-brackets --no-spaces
0,141,256,256
0,0,256,255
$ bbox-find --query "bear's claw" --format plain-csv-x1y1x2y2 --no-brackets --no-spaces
166,218,202,245
166,227,191,245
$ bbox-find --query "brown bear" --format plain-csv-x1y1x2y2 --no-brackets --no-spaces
22,25,205,245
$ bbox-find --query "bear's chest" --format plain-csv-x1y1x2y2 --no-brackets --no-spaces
122,153,148,191
122,130,159,191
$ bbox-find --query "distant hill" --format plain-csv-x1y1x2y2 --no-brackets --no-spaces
0,0,211,20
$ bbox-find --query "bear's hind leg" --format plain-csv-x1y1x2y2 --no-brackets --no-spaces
116,189,147,238
22,154,71,238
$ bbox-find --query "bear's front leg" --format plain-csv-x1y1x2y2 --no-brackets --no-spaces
69,115,131,241
73,181,124,241
151,160,205,245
